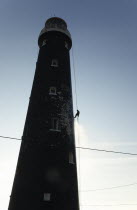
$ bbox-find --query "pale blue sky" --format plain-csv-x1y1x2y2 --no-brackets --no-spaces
0,0,137,210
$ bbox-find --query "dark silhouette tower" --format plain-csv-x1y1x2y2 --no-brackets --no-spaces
8,17,79,210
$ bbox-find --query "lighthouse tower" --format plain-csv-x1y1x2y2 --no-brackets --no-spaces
8,17,79,210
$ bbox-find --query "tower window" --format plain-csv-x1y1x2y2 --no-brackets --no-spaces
43,193,51,201
69,152,74,164
65,41,69,49
42,40,47,47
51,59,58,67
49,87,57,95
51,118,61,131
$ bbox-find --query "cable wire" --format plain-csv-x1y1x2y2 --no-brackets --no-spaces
0,135,21,141
81,182,137,192
81,203,137,207
75,118,82,208
76,146,137,156
0,135,137,156
72,47,78,110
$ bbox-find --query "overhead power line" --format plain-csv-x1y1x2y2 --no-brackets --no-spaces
81,203,137,207
76,146,137,156
0,135,137,156
0,135,21,141
81,182,137,192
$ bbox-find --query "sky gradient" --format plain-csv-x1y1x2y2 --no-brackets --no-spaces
0,0,137,210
